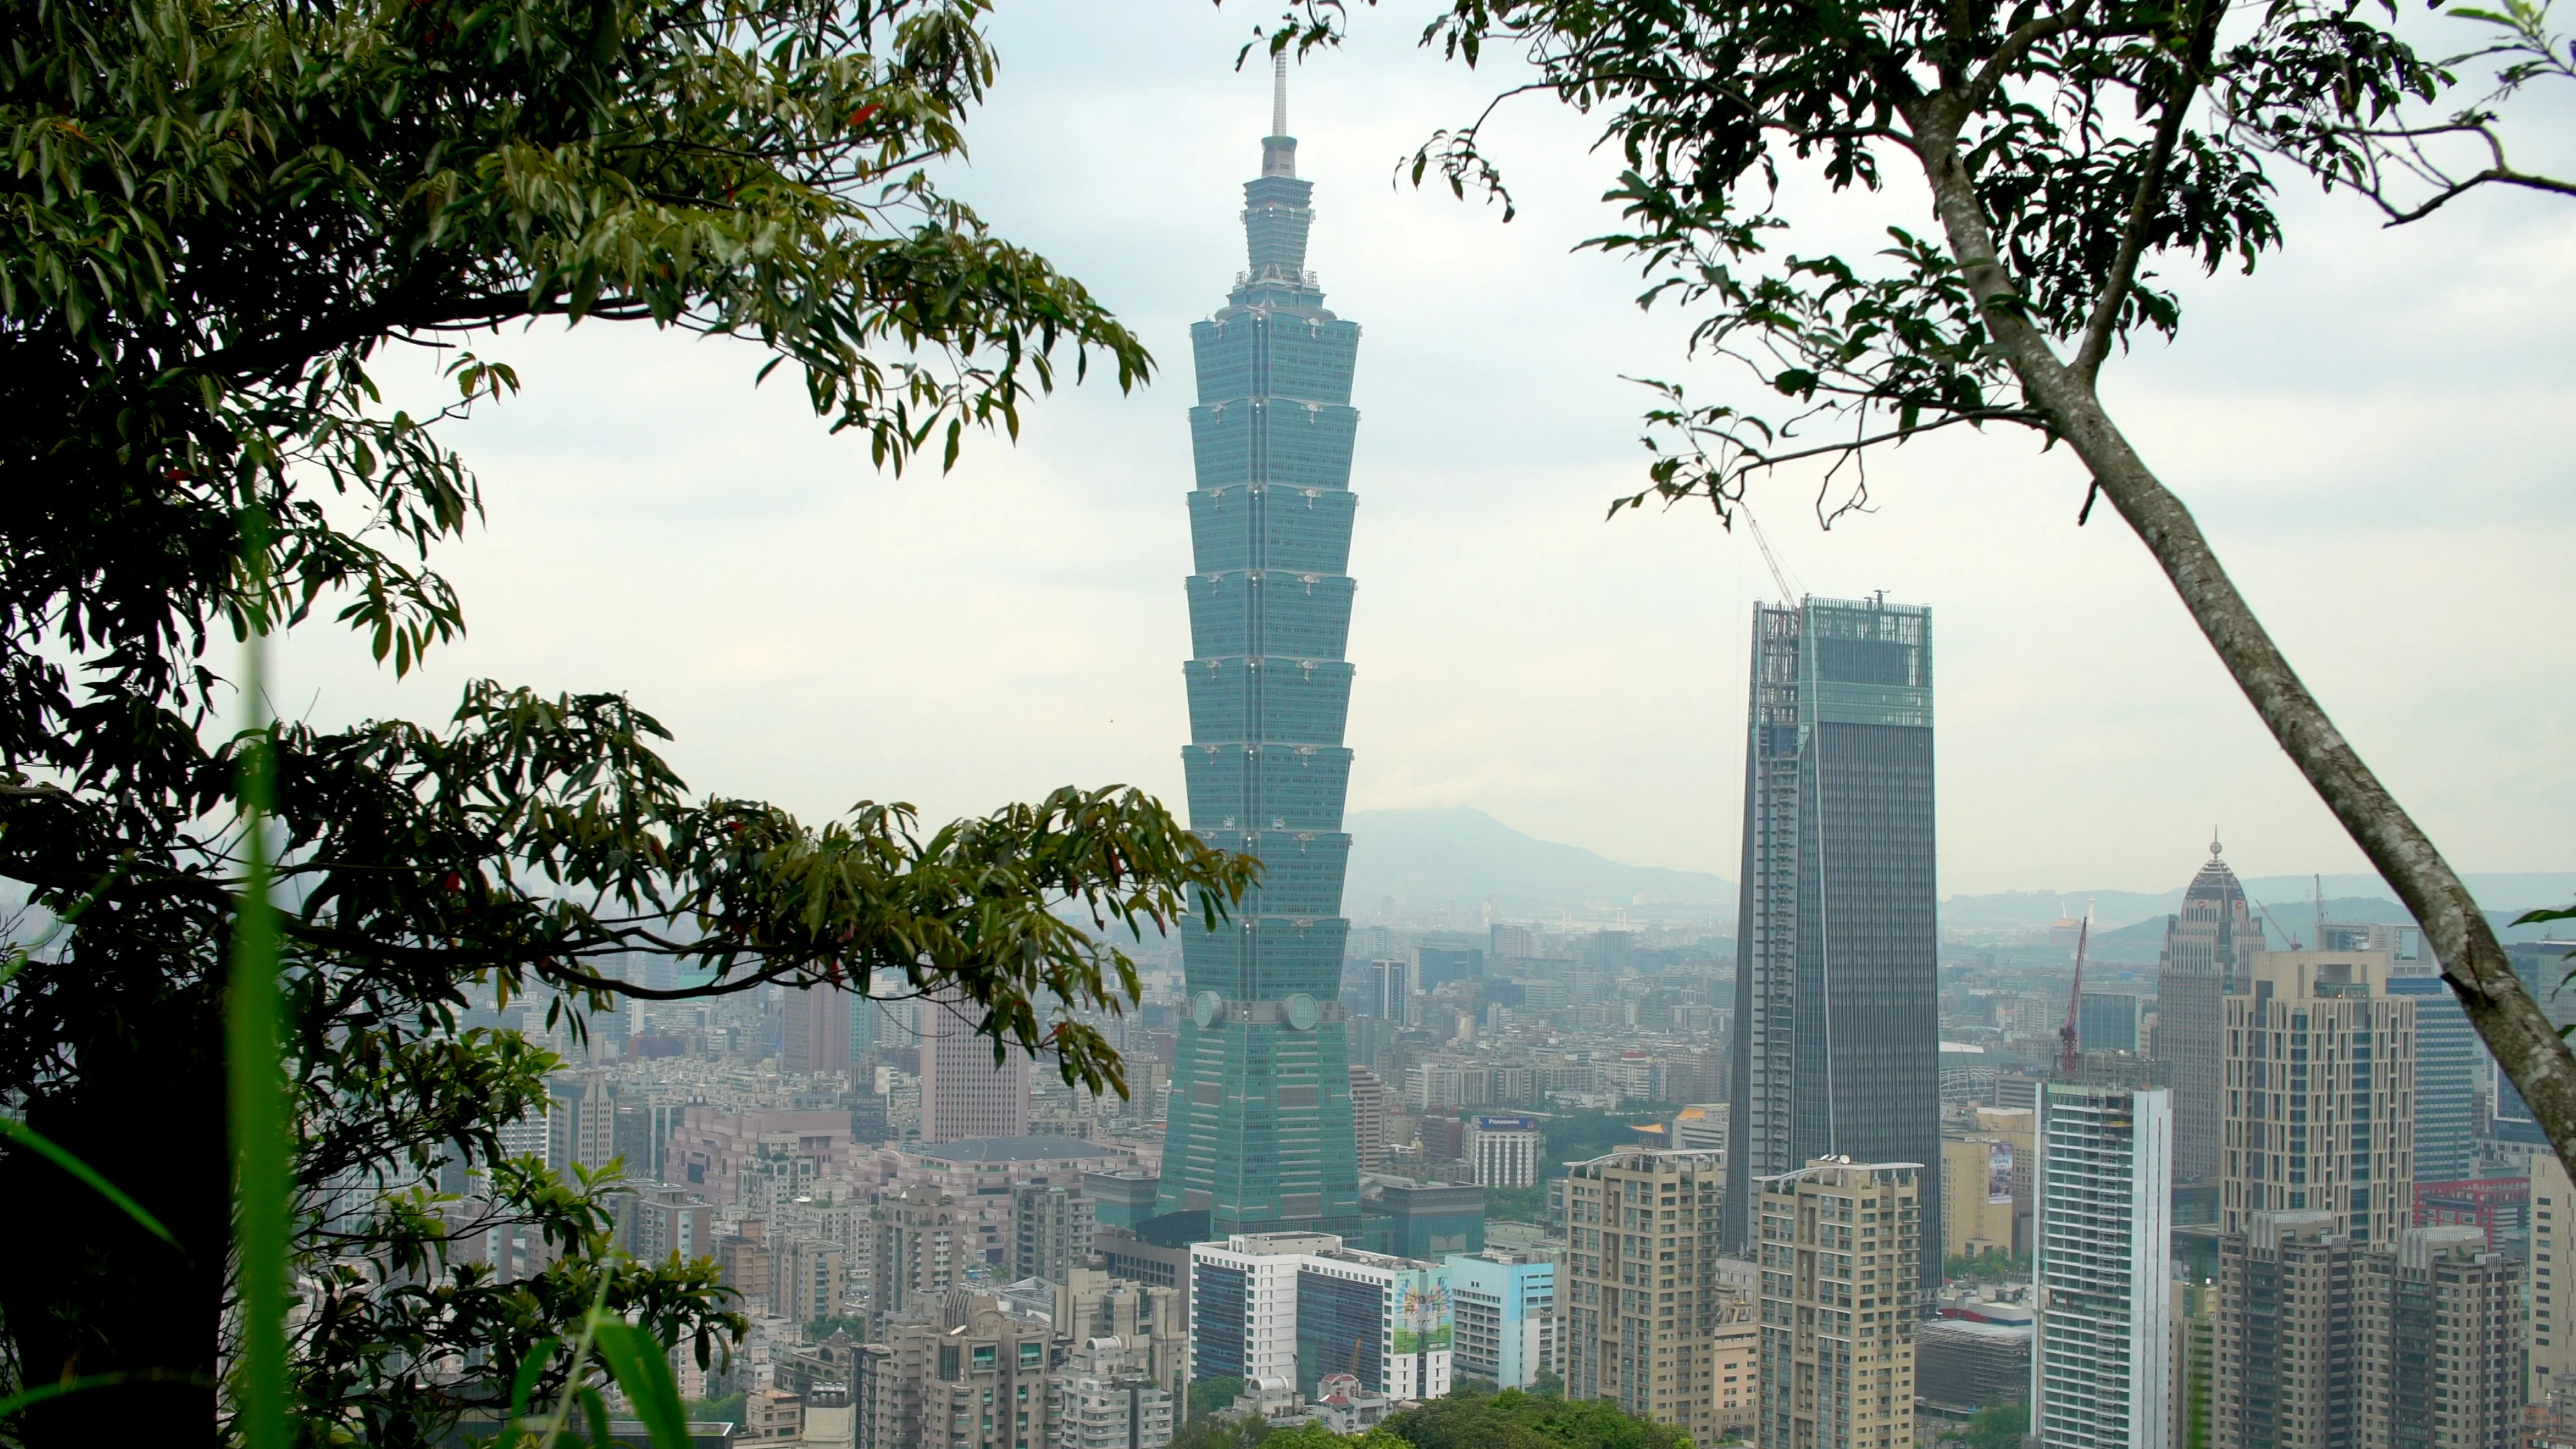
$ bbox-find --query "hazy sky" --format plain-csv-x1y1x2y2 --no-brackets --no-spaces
273,2,2576,898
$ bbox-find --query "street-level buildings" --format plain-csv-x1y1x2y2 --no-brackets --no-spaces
2155,846,2264,1184
2030,1084,2172,1449
855,1293,1055,1449
1444,1250,1556,1389
2533,1150,2576,1401
2359,1225,2519,1449
1561,1147,1762,1444
2213,1214,2516,1449
1464,1115,1543,1188
1756,1158,1923,1449
2220,950,2415,1247
1185,1232,1452,1401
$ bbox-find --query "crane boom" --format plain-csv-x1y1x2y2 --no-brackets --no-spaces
2057,907,2093,1078
1743,507,1799,604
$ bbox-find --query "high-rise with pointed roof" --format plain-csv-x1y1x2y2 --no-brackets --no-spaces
2154,843,2265,1183
1155,60,1364,1239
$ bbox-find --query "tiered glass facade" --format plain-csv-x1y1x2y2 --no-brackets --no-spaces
1155,83,1364,1238
1723,596,1945,1298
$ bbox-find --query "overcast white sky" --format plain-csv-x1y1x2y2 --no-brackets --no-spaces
273,1,2576,898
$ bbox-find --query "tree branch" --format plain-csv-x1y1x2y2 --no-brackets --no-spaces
1962,0,2102,113
2073,85,2196,384
1909,104,2576,1190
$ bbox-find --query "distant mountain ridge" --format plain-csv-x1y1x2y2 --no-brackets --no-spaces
1334,806,2572,938
1940,873,2576,934
1342,807,1733,916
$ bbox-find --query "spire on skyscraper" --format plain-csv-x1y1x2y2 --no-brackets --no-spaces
1262,52,1296,178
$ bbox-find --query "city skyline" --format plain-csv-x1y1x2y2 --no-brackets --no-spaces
252,5,2576,898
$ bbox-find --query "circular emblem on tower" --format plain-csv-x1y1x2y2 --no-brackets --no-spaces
1192,991,1224,1029
1285,994,1320,1030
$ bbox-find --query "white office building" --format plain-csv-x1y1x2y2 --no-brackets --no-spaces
1464,1115,1544,1188
1444,1251,1556,1389
1187,1233,1452,1401
2031,1083,2173,1449
1187,1232,1325,1388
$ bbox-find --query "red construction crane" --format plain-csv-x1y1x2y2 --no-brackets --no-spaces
2057,910,2092,1079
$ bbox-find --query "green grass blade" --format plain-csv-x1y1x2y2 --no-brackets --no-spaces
0,1369,215,1419
508,1336,561,1432
227,505,291,1449
590,1319,693,1449
578,1386,613,1448
0,1372,138,1419
0,1117,176,1244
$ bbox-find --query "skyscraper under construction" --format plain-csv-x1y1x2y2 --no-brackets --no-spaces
1155,62,1364,1238
1723,596,1943,1298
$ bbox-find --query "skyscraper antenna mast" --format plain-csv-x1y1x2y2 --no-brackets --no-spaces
1272,52,1288,138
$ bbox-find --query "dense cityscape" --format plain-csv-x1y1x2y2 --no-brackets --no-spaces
8,4,2571,1448
390,66,2576,1449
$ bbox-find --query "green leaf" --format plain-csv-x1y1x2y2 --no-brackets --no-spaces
591,1319,693,1449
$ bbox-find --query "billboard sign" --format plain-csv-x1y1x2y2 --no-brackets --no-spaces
1988,1141,2015,1204
1390,1277,1452,1355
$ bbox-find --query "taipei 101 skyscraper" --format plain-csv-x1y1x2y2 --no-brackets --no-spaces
1154,59,1365,1238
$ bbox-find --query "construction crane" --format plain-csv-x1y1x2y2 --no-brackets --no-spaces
2251,894,2302,951
1742,504,1801,604
2057,903,2094,1079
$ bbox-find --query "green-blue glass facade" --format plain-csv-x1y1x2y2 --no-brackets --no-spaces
1155,105,1365,1240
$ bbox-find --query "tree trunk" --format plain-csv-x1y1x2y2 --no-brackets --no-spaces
0,987,228,1448
1909,118,2576,1183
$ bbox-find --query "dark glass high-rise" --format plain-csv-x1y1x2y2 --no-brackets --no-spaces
1723,596,1944,1299
1155,63,1364,1238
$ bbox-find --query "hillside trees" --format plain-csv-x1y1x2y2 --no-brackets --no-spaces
1259,0,2576,1179
0,0,1249,1443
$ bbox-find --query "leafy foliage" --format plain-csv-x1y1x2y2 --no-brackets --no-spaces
1945,1246,2026,1280
680,1391,749,1430
0,0,1244,1442
1190,1377,1250,1421
1939,1401,2031,1449
1383,1387,1695,1449
1171,1412,1278,1449
1258,0,2494,521
2224,0,2576,223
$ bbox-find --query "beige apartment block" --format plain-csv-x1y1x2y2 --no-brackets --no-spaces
1756,1158,1923,1449
1709,1319,1758,1440
2536,1150,2575,1401
2220,950,2415,1248
1562,1148,1737,1444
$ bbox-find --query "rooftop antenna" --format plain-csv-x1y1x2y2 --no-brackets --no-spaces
2314,873,2326,951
